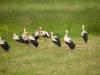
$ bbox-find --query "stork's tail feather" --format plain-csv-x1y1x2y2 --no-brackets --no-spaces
53,41,61,47
65,42,75,49
30,40,38,47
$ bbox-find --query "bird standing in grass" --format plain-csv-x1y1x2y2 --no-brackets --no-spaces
34,26,51,39
64,30,75,49
13,28,29,45
51,32,61,47
0,36,10,51
81,25,88,43
13,29,38,47
22,28,30,45
39,26,51,38
12,33,24,43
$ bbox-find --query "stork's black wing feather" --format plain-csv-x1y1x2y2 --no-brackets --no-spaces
30,40,38,47
16,36,25,43
33,35,39,40
1,42,10,51
65,41,75,49
52,37,61,47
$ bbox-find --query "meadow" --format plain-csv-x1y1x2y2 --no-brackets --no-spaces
0,0,100,75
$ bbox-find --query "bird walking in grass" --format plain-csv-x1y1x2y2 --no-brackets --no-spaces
0,36,10,51
51,32,61,47
81,25,88,43
64,30,75,49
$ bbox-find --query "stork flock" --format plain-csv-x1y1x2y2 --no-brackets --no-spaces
0,25,88,51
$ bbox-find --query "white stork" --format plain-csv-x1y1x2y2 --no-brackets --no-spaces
34,26,51,39
64,30,75,49
0,36,10,51
12,28,29,44
12,33,24,43
81,25,88,43
13,28,38,47
22,28,30,45
40,31,51,38
13,33,38,47
51,32,61,47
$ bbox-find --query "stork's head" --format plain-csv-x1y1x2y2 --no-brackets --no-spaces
65,30,69,34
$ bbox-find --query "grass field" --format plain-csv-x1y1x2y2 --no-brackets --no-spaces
0,0,100,75
0,36,100,75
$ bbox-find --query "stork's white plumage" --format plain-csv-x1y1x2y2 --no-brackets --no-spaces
81,25,88,43
34,31,40,36
40,31,51,38
51,32,61,47
33,31,40,40
33,26,43,40
22,28,30,44
13,32,39,47
12,28,29,44
12,33,24,43
33,26,51,40
22,28,29,41
64,30,75,49
13,33,20,40
29,36,35,40
39,26,51,38
64,31,71,43
0,36,10,51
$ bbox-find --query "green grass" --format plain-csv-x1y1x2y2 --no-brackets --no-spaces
0,0,100,75
0,36,100,75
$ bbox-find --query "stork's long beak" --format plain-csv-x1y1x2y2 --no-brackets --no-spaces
24,28,26,33
82,25,85,31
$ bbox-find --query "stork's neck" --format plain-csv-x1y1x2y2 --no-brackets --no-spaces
0,37,1,41
39,26,42,31
65,30,69,37
51,32,54,38
13,33,16,37
65,33,68,37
